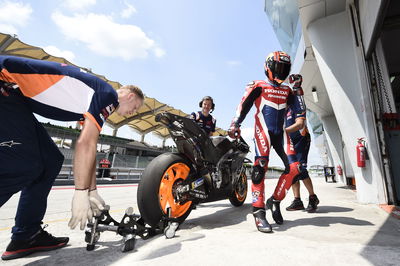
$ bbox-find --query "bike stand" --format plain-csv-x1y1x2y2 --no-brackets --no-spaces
163,207,180,239
85,205,159,252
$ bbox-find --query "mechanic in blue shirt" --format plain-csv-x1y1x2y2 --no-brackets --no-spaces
284,80,319,213
0,55,144,260
191,96,216,136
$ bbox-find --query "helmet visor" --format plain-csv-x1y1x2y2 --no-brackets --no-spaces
270,61,291,81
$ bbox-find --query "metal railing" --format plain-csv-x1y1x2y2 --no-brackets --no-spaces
58,165,145,181
58,165,283,182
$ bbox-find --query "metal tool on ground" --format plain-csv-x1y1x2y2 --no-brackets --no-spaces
163,207,180,239
84,205,159,252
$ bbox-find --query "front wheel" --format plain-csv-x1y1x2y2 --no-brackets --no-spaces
137,153,194,227
228,170,248,207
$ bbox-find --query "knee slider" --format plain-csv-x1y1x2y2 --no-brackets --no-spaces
290,162,304,184
251,165,265,184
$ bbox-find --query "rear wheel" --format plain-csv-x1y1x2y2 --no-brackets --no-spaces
228,170,248,207
137,153,194,227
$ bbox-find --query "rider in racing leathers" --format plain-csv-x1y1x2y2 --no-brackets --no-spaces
228,51,306,233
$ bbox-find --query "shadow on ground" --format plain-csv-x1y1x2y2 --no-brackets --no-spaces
182,203,251,230
313,205,353,213
139,202,250,261
271,205,371,231
20,202,250,265
24,238,138,266
360,215,400,266
140,233,205,261
273,216,374,232
21,230,164,266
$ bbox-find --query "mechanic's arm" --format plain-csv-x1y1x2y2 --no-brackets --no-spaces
88,157,105,216
289,74,306,114
69,118,100,230
89,158,97,190
286,117,306,133
73,118,99,189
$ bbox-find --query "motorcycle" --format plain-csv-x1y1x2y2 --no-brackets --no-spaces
137,112,251,229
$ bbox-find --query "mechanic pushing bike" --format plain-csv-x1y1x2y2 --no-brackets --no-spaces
228,51,306,233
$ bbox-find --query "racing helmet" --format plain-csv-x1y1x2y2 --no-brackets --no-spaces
264,51,291,85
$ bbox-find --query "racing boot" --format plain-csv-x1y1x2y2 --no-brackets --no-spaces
306,194,320,213
1,225,69,260
266,196,283,224
252,208,272,233
286,198,305,211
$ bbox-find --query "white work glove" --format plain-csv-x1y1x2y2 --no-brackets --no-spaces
89,189,105,217
68,189,92,230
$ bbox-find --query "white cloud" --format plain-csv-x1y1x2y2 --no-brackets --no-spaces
0,23,18,35
266,0,298,30
64,0,96,10
43,45,76,62
227,60,241,67
121,1,137,19
51,12,165,61
153,47,166,58
0,1,32,34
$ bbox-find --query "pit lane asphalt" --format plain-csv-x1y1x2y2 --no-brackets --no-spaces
1,176,399,266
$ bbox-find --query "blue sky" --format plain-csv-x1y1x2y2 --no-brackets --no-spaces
0,0,323,166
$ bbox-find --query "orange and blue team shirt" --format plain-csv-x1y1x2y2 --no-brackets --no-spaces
0,55,119,131
190,111,216,135
285,106,309,141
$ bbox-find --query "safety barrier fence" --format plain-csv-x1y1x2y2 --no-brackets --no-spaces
57,165,285,181
58,165,145,181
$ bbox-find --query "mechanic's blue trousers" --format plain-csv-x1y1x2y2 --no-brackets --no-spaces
0,91,64,240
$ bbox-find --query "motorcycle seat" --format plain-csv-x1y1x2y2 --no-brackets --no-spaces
210,136,232,157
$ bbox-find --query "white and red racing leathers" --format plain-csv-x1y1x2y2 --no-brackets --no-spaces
231,79,306,208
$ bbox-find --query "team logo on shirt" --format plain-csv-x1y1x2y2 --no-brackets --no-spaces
286,109,293,119
100,104,116,122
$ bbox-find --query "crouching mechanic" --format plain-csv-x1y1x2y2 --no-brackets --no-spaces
284,76,319,212
191,96,216,136
0,55,144,260
228,51,306,233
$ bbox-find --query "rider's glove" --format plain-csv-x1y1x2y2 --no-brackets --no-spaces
89,188,105,217
289,74,303,88
68,189,92,230
289,74,304,96
228,122,241,139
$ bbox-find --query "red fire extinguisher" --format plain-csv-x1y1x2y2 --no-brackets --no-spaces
337,165,343,175
356,138,366,168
